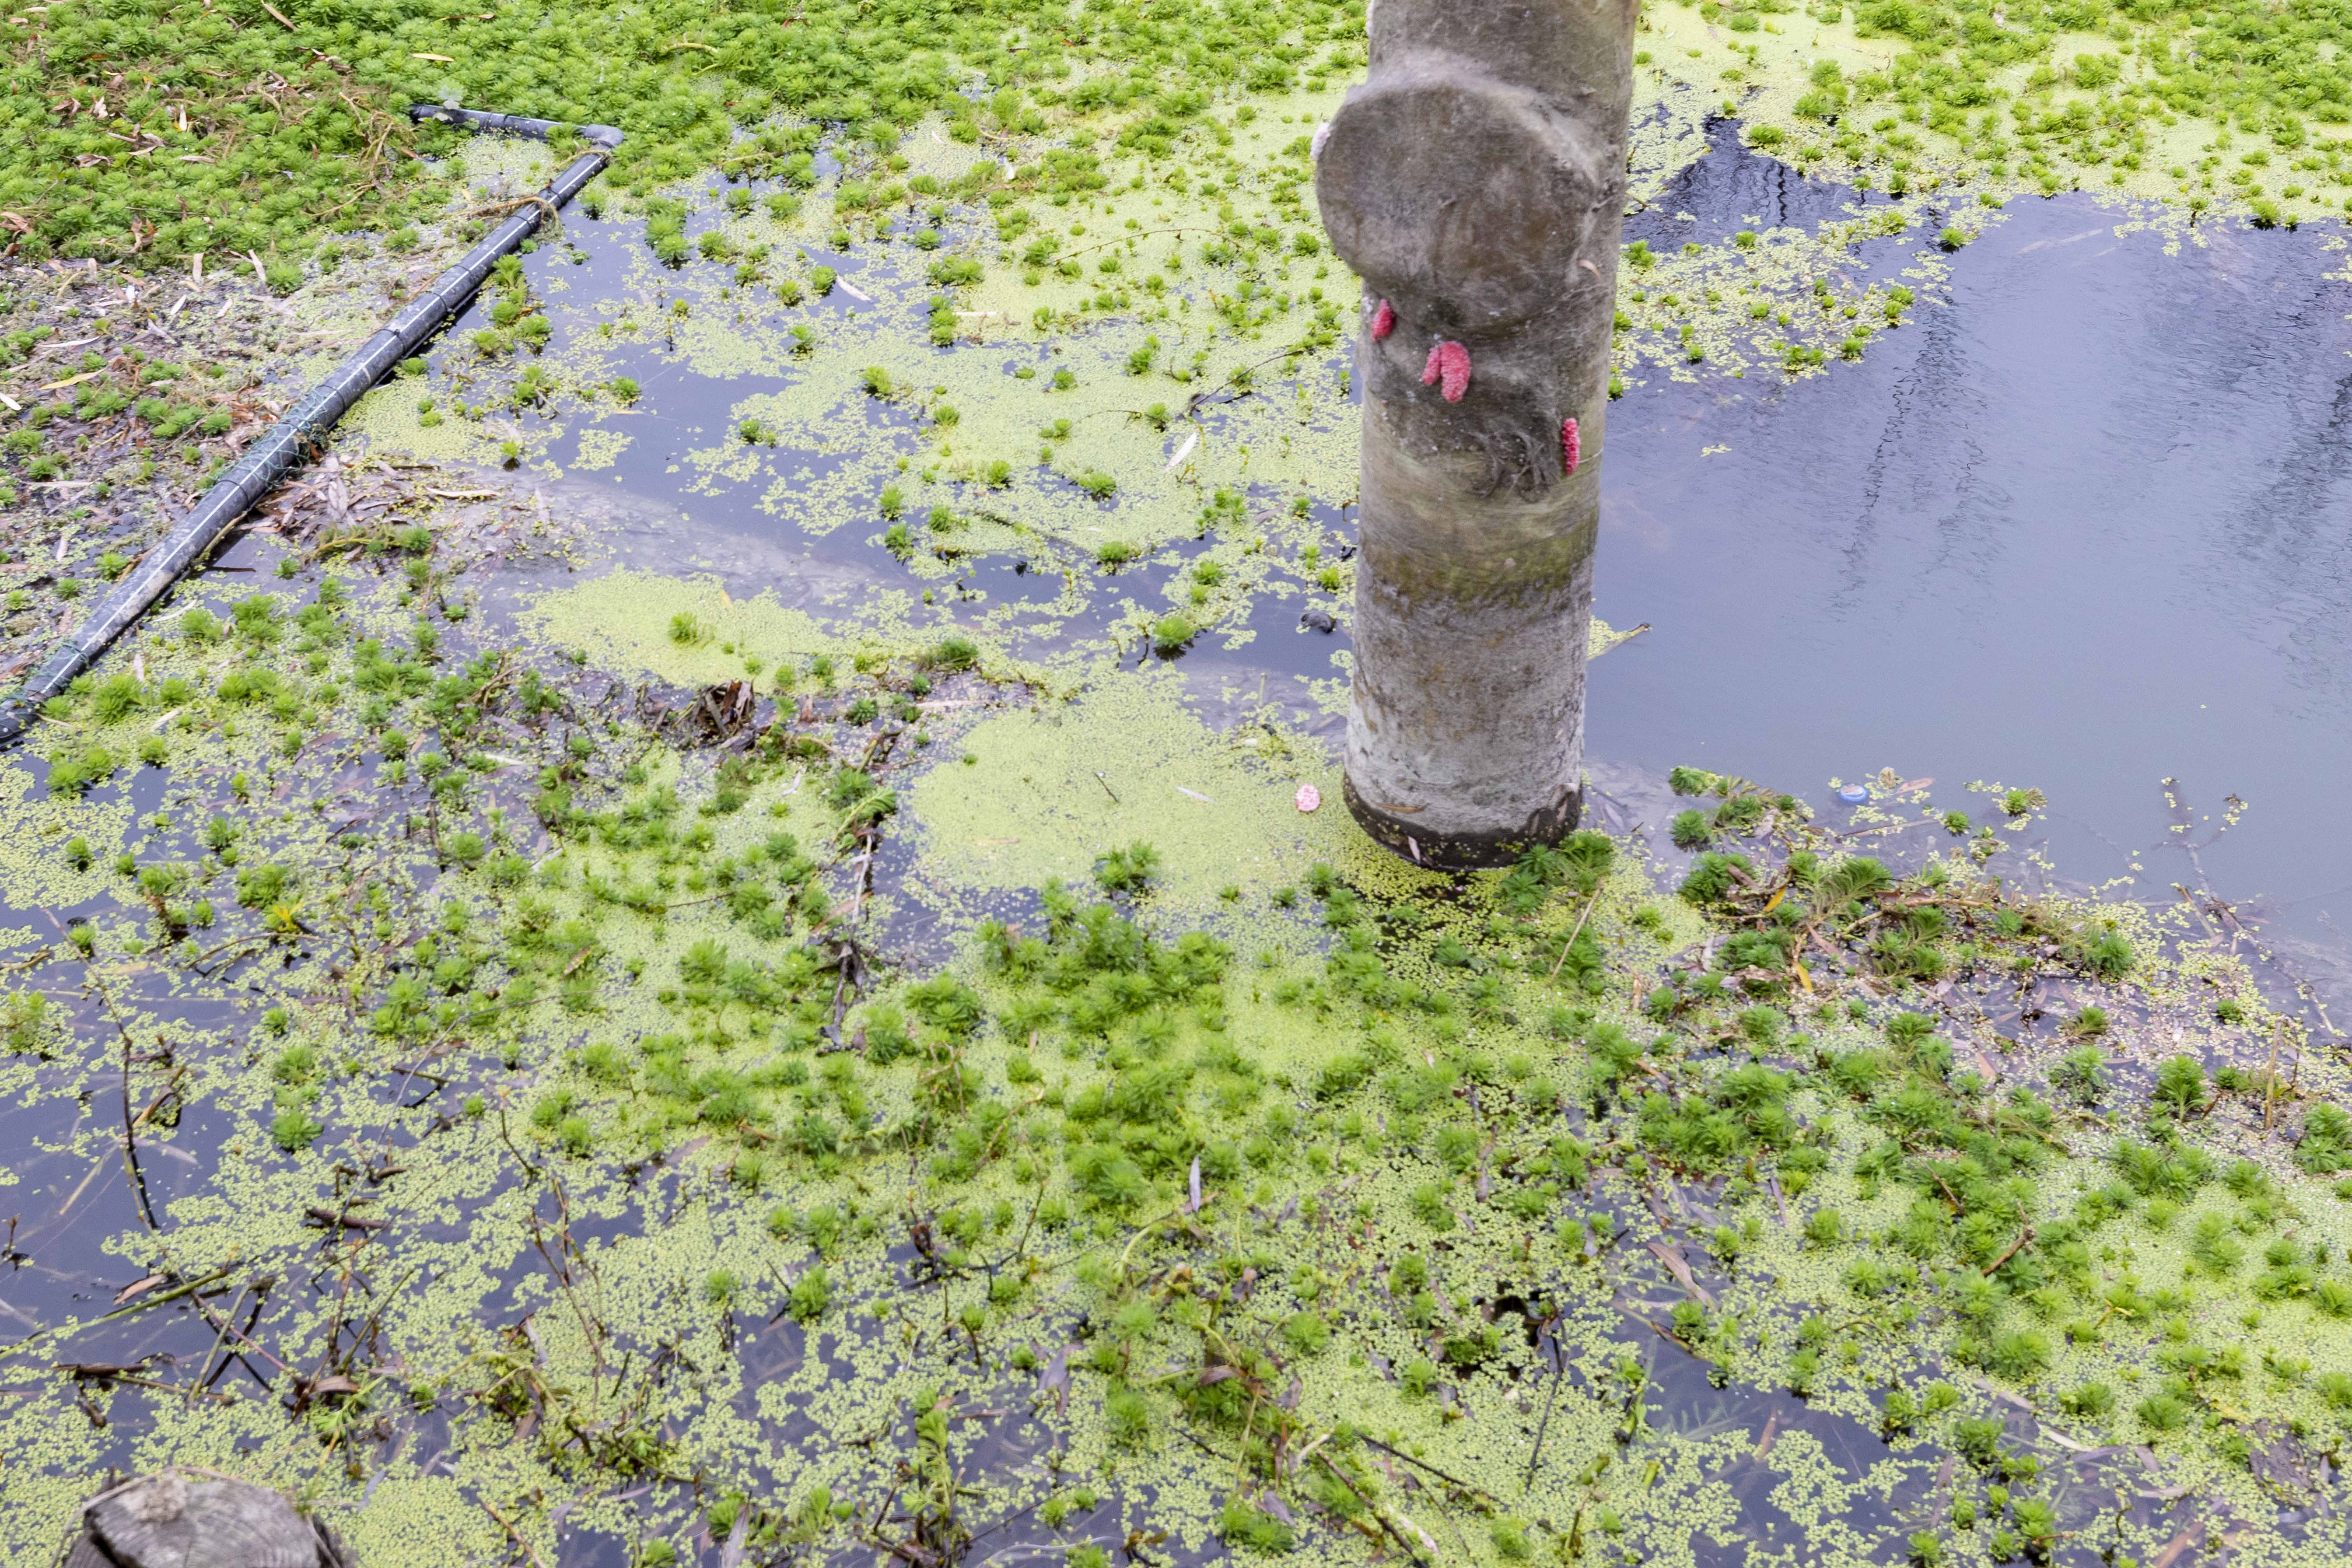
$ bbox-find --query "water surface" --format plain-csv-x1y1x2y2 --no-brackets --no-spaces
1595,182,2352,981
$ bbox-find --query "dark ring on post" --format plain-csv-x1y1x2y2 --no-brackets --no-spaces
1341,774,1582,871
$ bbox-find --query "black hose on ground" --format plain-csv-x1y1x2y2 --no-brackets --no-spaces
0,105,623,747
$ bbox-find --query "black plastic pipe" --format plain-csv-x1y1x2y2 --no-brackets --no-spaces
0,105,623,746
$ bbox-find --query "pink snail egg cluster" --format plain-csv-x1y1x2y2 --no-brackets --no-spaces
1421,339,1471,403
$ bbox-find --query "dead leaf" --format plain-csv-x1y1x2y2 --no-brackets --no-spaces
1646,1240,1713,1306
409,50,454,60
112,1273,168,1305
2149,1524,2204,1568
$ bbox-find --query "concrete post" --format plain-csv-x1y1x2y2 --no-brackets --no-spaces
1315,0,1638,868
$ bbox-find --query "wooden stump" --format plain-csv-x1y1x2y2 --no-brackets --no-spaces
59,1470,350,1568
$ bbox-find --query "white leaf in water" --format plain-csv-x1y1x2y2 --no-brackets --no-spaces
1164,429,1199,471
835,278,873,302
1176,786,1214,803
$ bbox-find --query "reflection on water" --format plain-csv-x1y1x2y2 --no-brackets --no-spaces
1595,175,2352,981
1628,117,1902,249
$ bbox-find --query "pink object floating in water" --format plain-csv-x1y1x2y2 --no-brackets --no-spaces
1561,416,1581,475
1295,784,1322,813
1422,339,1471,403
1370,298,1396,340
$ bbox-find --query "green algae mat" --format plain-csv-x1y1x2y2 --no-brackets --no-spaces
8,0,2352,1564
